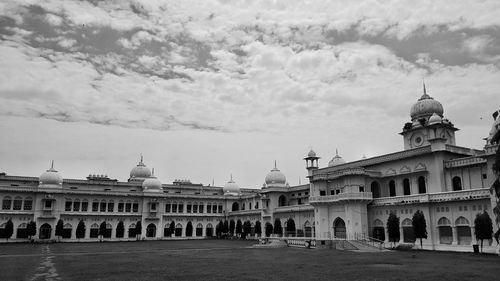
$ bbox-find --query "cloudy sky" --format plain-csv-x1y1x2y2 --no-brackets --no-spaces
0,0,499,188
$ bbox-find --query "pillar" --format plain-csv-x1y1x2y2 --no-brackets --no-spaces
452,226,458,245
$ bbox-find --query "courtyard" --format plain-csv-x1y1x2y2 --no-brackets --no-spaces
0,240,498,281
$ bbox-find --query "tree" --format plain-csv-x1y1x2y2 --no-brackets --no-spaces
55,219,64,241
135,221,142,239
27,221,37,240
273,219,283,236
99,221,107,241
186,221,193,237
236,219,243,236
229,220,235,236
387,212,400,247
285,218,296,237
412,210,428,248
255,221,262,236
76,220,85,240
242,221,252,239
474,211,493,252
3,219,13,241
265,222,273,237
168,221,175,237
223,220,229,234
116,221,124,238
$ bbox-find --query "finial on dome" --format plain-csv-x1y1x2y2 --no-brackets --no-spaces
140,154,143,164
230,173,233,181
423,79,426,95
152,168,155,176
51,160,54,169
335,148,339,156
274,160,277,169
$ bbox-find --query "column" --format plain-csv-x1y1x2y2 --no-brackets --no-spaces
452,226,458,245
470,226,476,244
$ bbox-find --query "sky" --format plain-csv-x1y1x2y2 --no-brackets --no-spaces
0,0,499,189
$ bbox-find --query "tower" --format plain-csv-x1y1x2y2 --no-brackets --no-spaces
304,149,320,178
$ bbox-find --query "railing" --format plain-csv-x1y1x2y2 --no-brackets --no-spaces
312,167,368,181
309,192,373,204
266,237,317,248
371,188,490,206
444,157,486,168
273,204,314,213
352,233,386,250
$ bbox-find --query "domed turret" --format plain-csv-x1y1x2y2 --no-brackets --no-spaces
410,84,443,121
142,168,162,192
129,155,151,182
39,161,63,188
307,149,317,158
264,161,287,188
223,174,240,196
428,112,442,125
328,149,346,167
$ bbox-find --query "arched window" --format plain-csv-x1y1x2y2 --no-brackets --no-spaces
73,199,80,212
128,223,136,238
90,223,99,238
39,223,52,239
231,202,239,211
371,182,380,198
455,216,471,245
175,223,183,237
333,217,346,239
13,197,23,210
196,223,203,237
372,219,385,241
92,200,99,212
304,221,312,237
278,195,287,207
118,200,124,212
206,223,214,237
146,223,156,238
402,218,415,243
23,197,33,210
99,200,107,212
403,178,411,195
16,223,28,239
62,223,72,239
65,199,72,211
418,176,426,194
107,200,114,212
437,217,452,244
2,196,12,210
389,180,396,197
81,199,88,212
452,176,462,191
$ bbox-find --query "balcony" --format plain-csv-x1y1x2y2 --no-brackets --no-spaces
370,188,490,206
273,204,314,213
444,157,486,168
309,192,373,204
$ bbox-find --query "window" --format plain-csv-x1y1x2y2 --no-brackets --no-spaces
81,200,88,212
418,176,426,194
199,204,204,213
151,203,157,211
73,200,80,212
371,182,380,198
133,203,139,212
187,204,192,213
403,178,410,195
165,203,171,213
118,202,124,212
13,198,22,210
23,198,33,211
172,203,178,213
100,201,106,212
452,176,462,191
92,201,99,212
125,202,132,212
319,190,326,196
2,197,12,210
178,204,184,213
107,201,114,212
44,200,52,209
330,190,335,195
193,204,198,213
65,200,72,211
389,180,396,197
483,174,487,179
218,205,223,213
255,202,259,209
207,204,212,213
359,186,364,192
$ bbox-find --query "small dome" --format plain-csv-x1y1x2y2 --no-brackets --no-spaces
428,113,442,125
129,156,151,181
39,161,63,188
142,169,162,192
328,150,346,167
307,149,317,158
223,175,240,196
264,162,287,187
410,89,444,121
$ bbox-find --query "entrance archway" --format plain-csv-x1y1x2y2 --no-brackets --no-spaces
146,223,156,238
333,218,346,239
39,223,52,239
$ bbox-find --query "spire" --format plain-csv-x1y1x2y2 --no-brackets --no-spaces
230,173,233,181
140,153,143,164
51,160,54,169
152,168,155,176
335,148,339,156
423,79,427,95
274,160,277,169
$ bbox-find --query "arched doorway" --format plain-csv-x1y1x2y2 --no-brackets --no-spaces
231,202,239,211
333,218,346,239
372,219,385,241
403,178,411,195
402,218,415,243
452,176,462,191
438,217,452,244
304,221,312,237
146,223,156,238
175,223,183,237
278,195,287,207
196,223,203,236
206,223,213,237
39,223,52,239
128,223,136,238
389,180,396,197
371,181,380,198
418,176,426,194
455,217,471,245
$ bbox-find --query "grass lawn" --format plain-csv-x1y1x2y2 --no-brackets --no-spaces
0,240,498,281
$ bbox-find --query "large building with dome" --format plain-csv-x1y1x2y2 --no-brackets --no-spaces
0,88,499,253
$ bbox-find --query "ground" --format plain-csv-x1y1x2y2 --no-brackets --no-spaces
0,240,498,281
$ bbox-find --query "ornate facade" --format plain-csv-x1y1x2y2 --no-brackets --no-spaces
0,89,499,253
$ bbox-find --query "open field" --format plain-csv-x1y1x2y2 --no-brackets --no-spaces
0,240,498,281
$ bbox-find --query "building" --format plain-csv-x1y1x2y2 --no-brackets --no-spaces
0,88,499,253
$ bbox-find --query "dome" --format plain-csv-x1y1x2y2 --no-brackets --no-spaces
39,161,63,188
264,162,287,187
328,149,346,167
223,175,240,196
428,113,442,125
410,88,444,121
307,149,317,158
129,156,151,181
142,169,162,192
